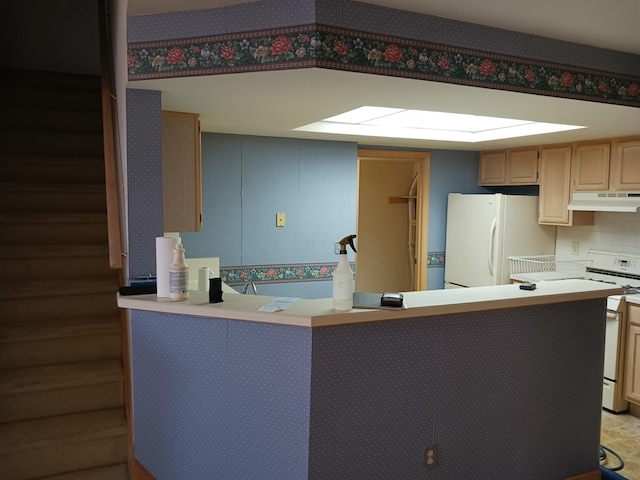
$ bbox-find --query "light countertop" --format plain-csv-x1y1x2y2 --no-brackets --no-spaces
626,294,640,306
118,279,621,327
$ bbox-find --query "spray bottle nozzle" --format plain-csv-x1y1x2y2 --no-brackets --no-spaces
338,234,357,254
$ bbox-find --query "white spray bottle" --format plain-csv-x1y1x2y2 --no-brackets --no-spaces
332,234,357,311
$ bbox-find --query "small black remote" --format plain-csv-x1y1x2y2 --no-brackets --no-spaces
519,282,536,290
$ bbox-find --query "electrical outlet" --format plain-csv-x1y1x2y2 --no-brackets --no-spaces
424,444,438,468
571,241,580,255
276,212,286,227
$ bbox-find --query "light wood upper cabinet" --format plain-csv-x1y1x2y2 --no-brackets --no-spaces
479,152,506,184
162,111,203,233
538,145,572,225
479,148,538,185
610,139,640,191
572,142,610,191
625,304,640,404
538,145,594,226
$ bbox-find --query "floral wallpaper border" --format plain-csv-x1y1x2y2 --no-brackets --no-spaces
222,253,445,285
128,24,640,107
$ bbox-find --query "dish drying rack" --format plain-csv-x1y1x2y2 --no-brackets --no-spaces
508,255,591,282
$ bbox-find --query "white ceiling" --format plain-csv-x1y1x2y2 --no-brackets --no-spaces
127,0,640,151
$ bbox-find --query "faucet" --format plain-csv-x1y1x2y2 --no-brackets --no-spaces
242,280,257,295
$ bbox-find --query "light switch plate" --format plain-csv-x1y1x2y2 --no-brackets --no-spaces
276,212,286,227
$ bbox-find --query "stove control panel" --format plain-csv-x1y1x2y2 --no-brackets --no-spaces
614,257,637,270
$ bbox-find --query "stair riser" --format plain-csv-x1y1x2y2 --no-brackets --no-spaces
0,435,127,480
2,255,114,280
0,334,122,369
0,159,105,184
0,293,118,323
0,130,104,157
0,223,109,245
0,383,124,424
0,191,107,213
0,69,101,92
1,317,121,344
34,463,129,480
0,86,101,112
0,108,103,134
0,279,119,300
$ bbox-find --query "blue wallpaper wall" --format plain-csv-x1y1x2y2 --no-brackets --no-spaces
126,89,164,279
127,0,640,77
131,298,606,479
131,310,312,480
179,133,358,298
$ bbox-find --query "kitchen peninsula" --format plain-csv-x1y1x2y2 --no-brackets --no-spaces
119,280,619,480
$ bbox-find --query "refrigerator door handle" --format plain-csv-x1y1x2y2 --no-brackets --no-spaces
488,217,497,275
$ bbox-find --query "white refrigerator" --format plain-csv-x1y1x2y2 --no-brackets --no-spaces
444,193,556,288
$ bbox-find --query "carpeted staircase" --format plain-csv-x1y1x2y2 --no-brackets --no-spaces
0,69,129,480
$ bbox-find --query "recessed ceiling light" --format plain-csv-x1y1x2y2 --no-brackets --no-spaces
294,106,585,142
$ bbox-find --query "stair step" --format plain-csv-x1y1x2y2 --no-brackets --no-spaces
3,256,115,282
36,463,129,480
0,315,120,345
0,107,103,134
0,292,118,324
0,69,101,92
0,155,106,185
0,408,127,451
0,129,104,157
1,246,115,280
0,359,123,397
0,332,122,370
0,218,109,245
0,243,110,259
0,277,118,300
0,84,101,112
0,212,107,225
0,379,124,426
0,183,107,213
0,409,127,480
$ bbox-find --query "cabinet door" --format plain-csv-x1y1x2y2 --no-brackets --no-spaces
610,139,640,190
162,111,203,233
572,142,610,191
508,149,538,184
479,152,506,185
625,306,640,403
538,146,572,224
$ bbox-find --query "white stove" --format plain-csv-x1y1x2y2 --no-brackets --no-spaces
584,250,640,412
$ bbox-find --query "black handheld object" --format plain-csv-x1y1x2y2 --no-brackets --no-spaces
119,284,157,296
381,292,404,307
209,277,223,303
519,282,537,290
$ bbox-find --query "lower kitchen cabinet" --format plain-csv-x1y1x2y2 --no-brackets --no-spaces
626,304,640,404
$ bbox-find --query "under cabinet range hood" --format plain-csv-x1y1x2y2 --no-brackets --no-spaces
568,192,640,212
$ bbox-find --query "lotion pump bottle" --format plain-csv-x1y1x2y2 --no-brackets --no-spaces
169,243,189,301
332,234,357,310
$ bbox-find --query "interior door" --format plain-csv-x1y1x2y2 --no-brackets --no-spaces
356,150,430,293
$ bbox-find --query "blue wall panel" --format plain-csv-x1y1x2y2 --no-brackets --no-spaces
130,299,605,479
131,311,313,480
126,89,163,279
180,133,243,264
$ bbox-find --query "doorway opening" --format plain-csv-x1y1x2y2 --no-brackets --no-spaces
356,149,430,293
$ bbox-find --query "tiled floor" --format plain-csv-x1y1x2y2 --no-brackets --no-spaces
600,410,640,480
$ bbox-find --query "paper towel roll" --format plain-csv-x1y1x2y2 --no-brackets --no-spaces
198,267,212,291
156,236,180,297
